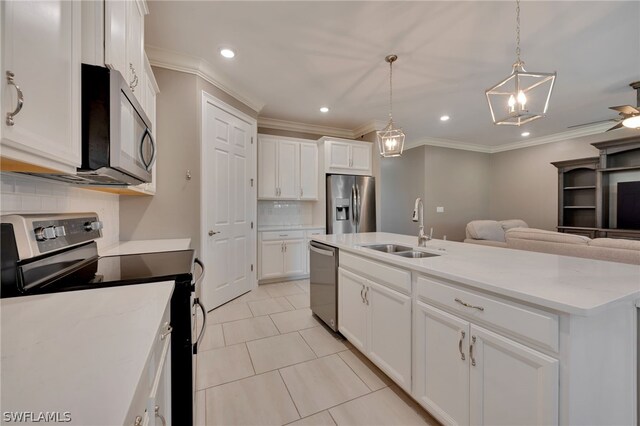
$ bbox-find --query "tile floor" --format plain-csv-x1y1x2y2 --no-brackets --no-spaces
195,279,440,426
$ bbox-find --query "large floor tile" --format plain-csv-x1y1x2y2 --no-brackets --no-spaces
299,326,347,357
196,343,255,390
198,323,225,352
249,296,295,316
286,293,310,309
337,350,392,391
264,281,306,297
223,315,280,345
228,287,272,304
329,387,434,426
295,280,310,293
287,411,336,426
271,308,319,333
208,302,253,325
247,332,316,374
280,354,370,417
205,371,300,426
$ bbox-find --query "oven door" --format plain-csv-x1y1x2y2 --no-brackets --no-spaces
110,72,155,183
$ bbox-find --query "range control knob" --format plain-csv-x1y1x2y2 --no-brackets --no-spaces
84,221,103,232
34,226,57,241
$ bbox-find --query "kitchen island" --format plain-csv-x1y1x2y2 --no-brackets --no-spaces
311,232,639,426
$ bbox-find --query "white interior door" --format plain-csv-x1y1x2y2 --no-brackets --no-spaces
202,95,256,310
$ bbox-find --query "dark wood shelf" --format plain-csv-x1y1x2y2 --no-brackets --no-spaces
597,165,640,173
563,186,596,190
564,206,596,209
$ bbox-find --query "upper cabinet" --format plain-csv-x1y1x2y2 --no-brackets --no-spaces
1,0,81,174
258,135,318,201
320,137,372,176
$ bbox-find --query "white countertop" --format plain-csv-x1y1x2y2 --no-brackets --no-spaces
100,238,192,256
258,224,325,232
312,232,640,316
1,282,174,426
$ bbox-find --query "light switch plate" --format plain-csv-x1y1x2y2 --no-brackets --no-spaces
436,206,444,213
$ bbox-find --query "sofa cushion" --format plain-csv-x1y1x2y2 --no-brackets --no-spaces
506,228,590,245
589,238,640,251
466,220,506,242
500,219,529,231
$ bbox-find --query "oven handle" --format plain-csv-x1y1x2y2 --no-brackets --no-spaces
193,258,207,354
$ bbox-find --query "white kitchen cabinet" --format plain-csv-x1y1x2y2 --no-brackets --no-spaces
1,0,81,174
104,0,127,75
338,267,412,392
320,137,372,176
304,228,325,273
299,142,318,200
413,300,558,426
126,0,145,105
258,231,307,281
258,135,318,201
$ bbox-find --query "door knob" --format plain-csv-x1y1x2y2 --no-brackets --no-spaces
208,230,220,236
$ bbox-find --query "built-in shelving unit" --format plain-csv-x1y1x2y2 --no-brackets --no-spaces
552,137,640,240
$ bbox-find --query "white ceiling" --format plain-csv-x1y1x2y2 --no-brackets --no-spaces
145,1,640,147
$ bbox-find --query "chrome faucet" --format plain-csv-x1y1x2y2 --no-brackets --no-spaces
412,198,432,247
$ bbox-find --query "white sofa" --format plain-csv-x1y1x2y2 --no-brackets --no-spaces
465,220,640,265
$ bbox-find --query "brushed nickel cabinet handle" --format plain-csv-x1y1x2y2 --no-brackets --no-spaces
5,71,24,126
470,335,476,366
360,285,365,303
459,330,466,361
155,406,167,426
364,287,369,305
129,63,138,91
455,298,484,311
160,322,172,340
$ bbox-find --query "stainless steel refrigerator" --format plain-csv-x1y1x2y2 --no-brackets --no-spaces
326,174,376,234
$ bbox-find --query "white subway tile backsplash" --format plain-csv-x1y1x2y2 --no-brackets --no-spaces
258,200,313,226
1,173,120,250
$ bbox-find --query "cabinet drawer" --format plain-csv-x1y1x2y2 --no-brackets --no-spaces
340,252,410,295
416,275,559,352
261,230,305,241
305,229,325,238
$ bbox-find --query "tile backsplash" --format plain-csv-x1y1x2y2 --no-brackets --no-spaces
1,173,120,250
258,201,313,226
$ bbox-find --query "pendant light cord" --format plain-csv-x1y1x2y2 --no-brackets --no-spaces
389,59,393,122
515,0,521,65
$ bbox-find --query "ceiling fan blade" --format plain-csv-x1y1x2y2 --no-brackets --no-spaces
609,105,639,115
606,122,625,132
567,118,617,129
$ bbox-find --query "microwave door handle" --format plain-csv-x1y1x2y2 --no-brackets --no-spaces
139,127,150,170
146,128,156,170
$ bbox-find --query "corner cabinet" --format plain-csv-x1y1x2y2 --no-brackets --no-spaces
258,135,318,200
319,137,372,176
1,0,81,174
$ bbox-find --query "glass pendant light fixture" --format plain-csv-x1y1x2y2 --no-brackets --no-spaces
485,0,556,126
377,54,405,157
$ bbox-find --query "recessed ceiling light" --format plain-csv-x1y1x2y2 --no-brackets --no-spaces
440,115,450,121
521,131,531,137
320,107,329,113
220,48,235,59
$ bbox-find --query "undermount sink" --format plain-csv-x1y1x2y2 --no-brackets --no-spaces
394,251,440,259
362,244,413,253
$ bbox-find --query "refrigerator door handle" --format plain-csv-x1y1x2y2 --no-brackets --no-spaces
355,184,361,227
351,184,356,224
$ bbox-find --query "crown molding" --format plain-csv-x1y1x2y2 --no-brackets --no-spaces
405,137,493,153
257,117,355,139
352,120,387,138
145,45,265,113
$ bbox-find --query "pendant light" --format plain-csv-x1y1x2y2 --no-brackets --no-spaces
485,0,556,126
377,54,405,157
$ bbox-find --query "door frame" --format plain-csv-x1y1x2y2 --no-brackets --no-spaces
200,90,258,306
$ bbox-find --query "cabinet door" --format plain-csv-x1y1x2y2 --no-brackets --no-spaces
283,239,305,276
299,142,318,200
277,140,298,199
104,0,127,75
367,280,412,392
258,137,278,198
328,141,351,169
413,301,470,426
469,325,558,426
1,0,81,172
350,143,371,172
338,268,368,353
126,0,144,104
259,240,284,279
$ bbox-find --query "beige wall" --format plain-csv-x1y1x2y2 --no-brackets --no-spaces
120,68,258,253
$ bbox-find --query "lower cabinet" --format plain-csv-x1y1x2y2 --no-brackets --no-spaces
259,236,305,280
338,267,412,392
413,300,559,426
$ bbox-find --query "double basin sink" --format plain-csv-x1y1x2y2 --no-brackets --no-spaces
362,244,439,259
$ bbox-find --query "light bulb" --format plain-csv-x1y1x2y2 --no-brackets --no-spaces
508,95,516,113
385,138,397,149
517,90,527,108
622,115,640,129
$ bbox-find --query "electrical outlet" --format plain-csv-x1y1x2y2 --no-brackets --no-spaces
436,206,444,213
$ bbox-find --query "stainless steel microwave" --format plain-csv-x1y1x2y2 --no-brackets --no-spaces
77,64,155,185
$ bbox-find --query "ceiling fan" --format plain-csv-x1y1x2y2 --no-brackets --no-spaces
569,81,640,131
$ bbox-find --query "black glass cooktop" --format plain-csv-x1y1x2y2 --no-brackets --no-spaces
32,249,195,294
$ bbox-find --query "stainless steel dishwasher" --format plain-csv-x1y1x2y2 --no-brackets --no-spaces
310,241,339,331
